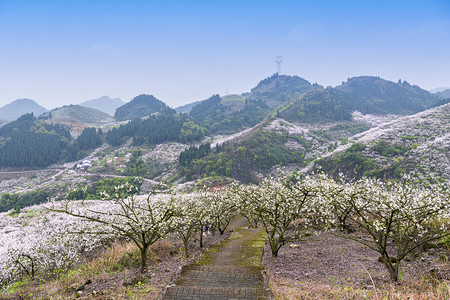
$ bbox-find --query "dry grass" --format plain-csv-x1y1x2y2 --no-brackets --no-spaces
4,240,172,300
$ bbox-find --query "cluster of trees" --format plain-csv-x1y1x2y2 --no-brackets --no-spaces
180,132,306,182
106,113,204,146
123,149,145,176
0,190,49,213
179,143,211,166
66,127,103,161
114,94,175,121
0,114,71,167
188,95,270,134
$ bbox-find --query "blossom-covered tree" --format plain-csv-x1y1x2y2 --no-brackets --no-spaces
232,174,322,257
329,176,450,281
51,183,175,273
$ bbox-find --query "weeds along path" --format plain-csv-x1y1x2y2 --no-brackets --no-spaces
161,216,272,300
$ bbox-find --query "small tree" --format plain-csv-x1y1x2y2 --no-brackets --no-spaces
233,174,320,257
172,193,209,257
206,188,237,235
331,176,450,281
51,183,174,273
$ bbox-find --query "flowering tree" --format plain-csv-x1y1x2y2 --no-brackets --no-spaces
233,174,322,257
0,209,105,288
172,193,209,257
51,184,175,273
206,188,238,235
330,177,450,281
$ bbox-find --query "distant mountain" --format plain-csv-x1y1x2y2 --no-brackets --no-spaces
246,74,319,107
79,96,124,116
278,76,441,123
0,98,48,121
430,87,450,93
436,89,450,99
114,94,173,121
175,100,203,113
48,105,113,124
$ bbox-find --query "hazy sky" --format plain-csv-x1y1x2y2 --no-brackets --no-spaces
0,0,449,109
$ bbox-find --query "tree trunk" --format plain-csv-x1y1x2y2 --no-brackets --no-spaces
140,245,149,273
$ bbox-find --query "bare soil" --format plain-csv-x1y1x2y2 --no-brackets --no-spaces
262,230,450,299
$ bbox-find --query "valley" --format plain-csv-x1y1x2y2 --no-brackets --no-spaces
0,74,449,299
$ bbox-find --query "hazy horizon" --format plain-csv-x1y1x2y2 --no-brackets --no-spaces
1,0,449,109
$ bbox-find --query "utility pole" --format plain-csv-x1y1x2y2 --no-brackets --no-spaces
276,56,283,75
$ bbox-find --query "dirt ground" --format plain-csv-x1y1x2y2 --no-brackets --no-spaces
262,230,450,299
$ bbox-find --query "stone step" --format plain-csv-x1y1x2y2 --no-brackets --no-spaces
184,264,262,274
164,286,269,300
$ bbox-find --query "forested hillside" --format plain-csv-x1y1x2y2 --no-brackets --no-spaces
277,76,443,123
114,94,174,121
0,114,71,167
188,95,270,134
247,74,318,107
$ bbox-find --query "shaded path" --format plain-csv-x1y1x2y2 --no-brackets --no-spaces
161,216,272,299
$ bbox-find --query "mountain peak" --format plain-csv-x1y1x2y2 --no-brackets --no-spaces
80,96,124,116
0,98,48,121
114,94,172,121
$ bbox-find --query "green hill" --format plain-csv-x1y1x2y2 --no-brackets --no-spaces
188,94,270,134
246,74,318,107
336,76,440,114
114,95,173,121
0,113,71,167
49,105,113,124
278,76,442,123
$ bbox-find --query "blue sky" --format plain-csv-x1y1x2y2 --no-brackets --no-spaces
0,0,449,109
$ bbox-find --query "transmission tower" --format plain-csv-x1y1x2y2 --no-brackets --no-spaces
276,56,283,75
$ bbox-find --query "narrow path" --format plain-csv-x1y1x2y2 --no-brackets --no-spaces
162,216,272,300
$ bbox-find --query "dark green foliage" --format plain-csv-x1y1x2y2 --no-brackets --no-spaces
180,121,207,143
373,140,410,157
279,76,442,123
336,76,441,115
249,74,317,107
181,131,306,183
66,127,103,161
114,94,175,121
315,143,377,178
189,95,270,134
124,149,144,176
246,131,304,170
106,113,204,146
68,177,143,200
279,88,352,122
0,113,71,167
179,143,211,166
0,190,49,213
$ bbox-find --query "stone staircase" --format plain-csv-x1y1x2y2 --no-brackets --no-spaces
161,220,271,300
